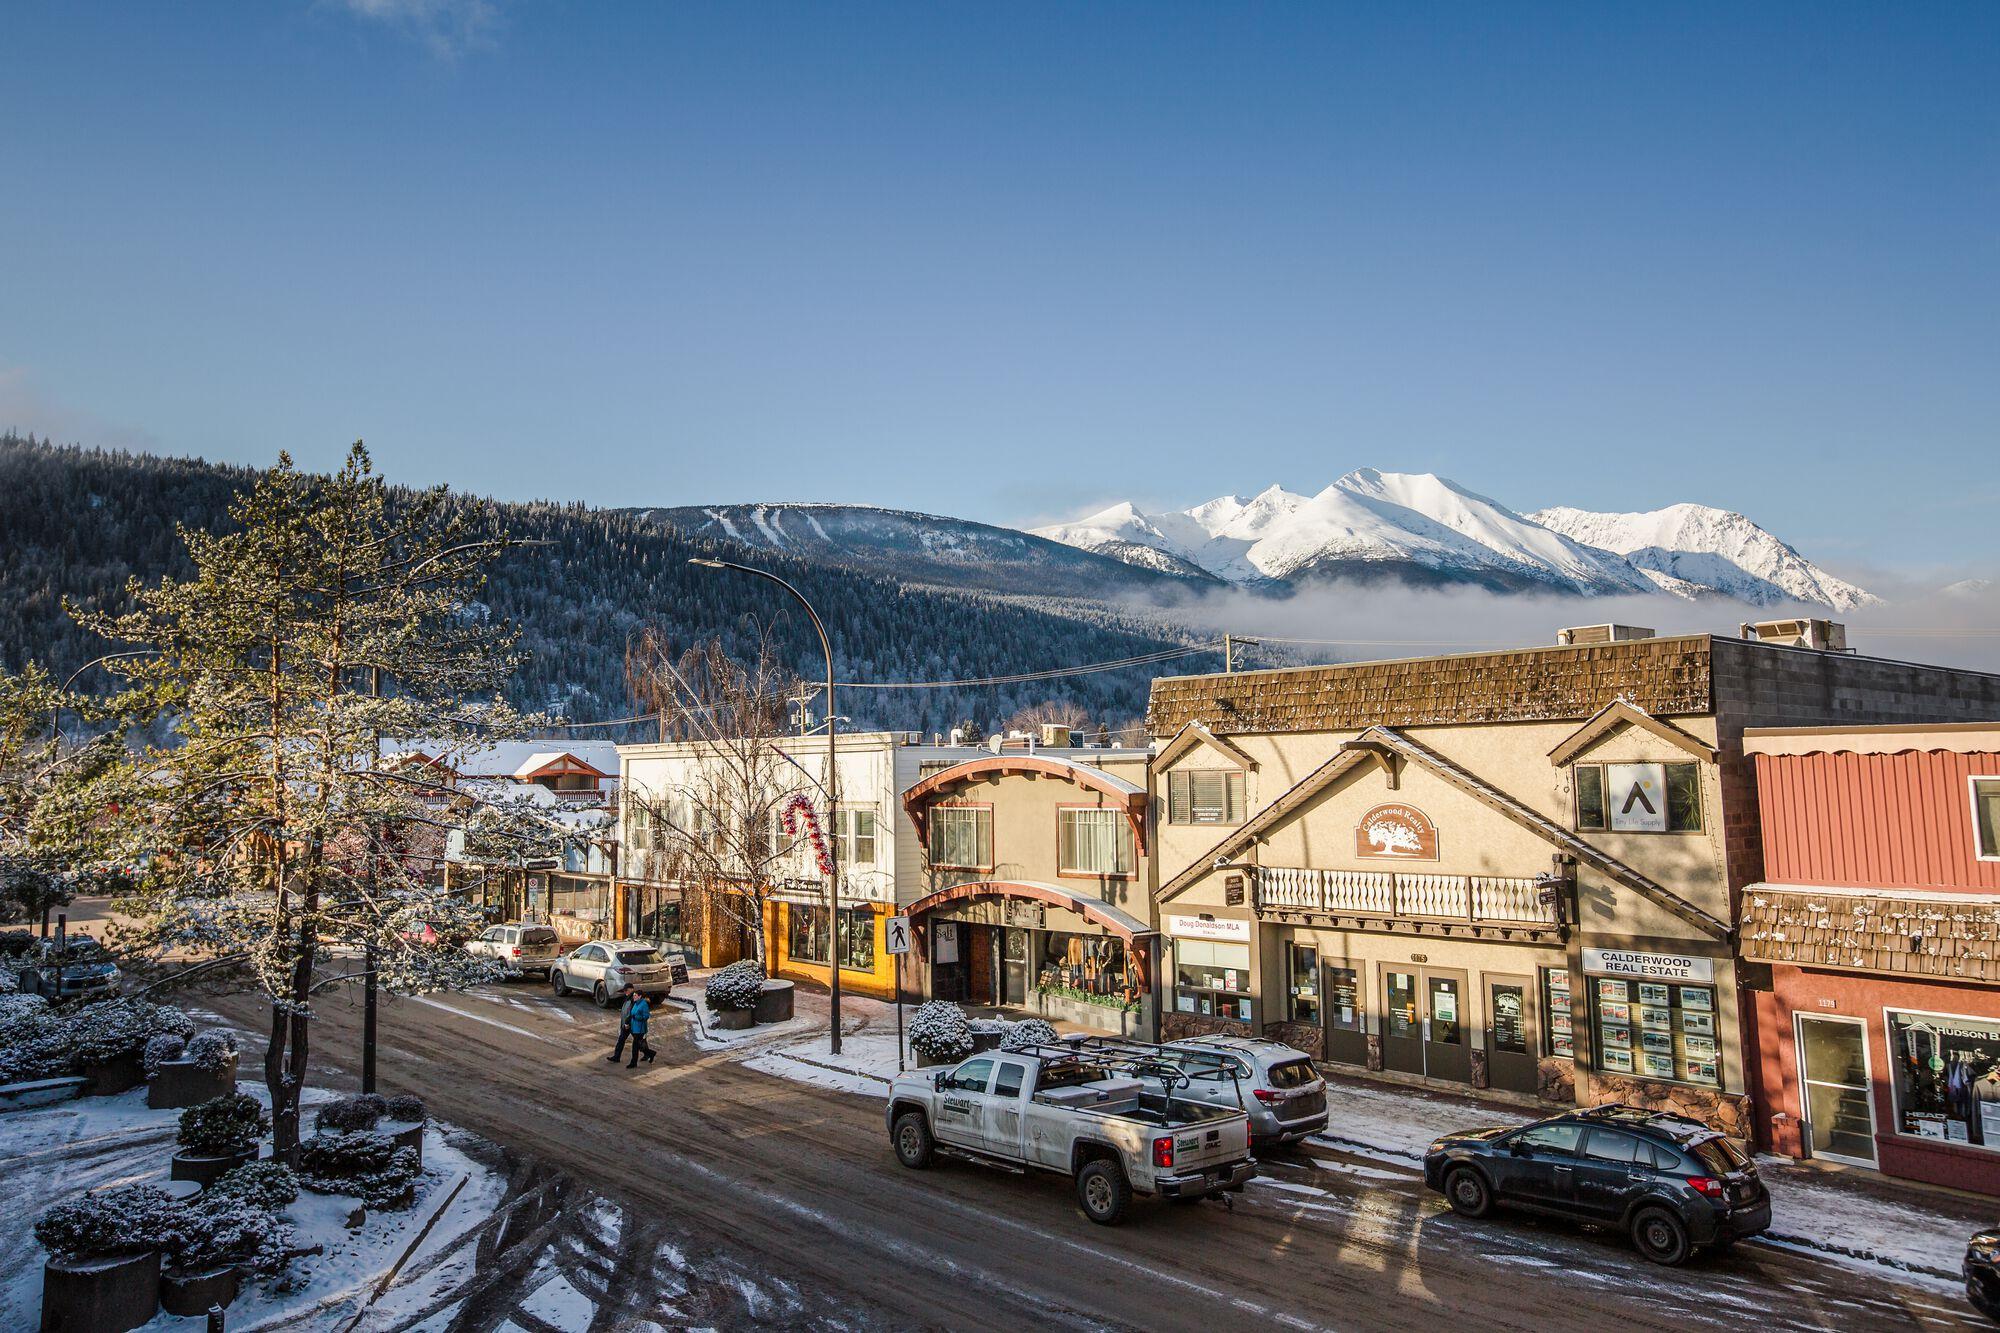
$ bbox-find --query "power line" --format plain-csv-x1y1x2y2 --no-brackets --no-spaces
834,643,1220,690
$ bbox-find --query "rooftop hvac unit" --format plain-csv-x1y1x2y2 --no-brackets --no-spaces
1555,624,1656,646
1740,619,1849,652
1040,724,1073,748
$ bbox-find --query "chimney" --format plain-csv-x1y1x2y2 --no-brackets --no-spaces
1040,724,1073,749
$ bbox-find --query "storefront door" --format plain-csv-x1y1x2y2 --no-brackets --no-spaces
1379,966,1472,1084
1002,928,1029,1005
1382,969,1425,1076
1323,964,1368,1066
1486,975,1539,1095
967,925,1000,1007
1795,1014,1877,1167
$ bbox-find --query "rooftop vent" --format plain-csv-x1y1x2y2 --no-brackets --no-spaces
1740,618,1849,652
1556,624,1656,647
1040,724,1073,749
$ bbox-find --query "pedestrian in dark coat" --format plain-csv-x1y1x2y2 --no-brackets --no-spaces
626,993,655,1067
607,985,636,1063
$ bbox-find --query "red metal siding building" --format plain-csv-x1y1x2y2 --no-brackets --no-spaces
1741,724,2000,1194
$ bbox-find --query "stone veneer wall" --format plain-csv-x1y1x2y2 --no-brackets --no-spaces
1584,1071,1754,1140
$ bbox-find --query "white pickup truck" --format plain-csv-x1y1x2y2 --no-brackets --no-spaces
886,1042,1257,1224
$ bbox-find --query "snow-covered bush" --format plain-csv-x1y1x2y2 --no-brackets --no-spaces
383,1093,426,1123
183,1029,239,1073
1001,1018,1059,1052
0,967,16,995
34,1185,185,1261
211,1160,299,1210
0,930,36,958
704,959,765,1012
315,1092,387,1133
908,1001,974,1061
175,1192,293,1275
66,999,195,1066
178,1093,269,1156
297,1132,422,1209
144,1033,187,1077
0,991,49,1030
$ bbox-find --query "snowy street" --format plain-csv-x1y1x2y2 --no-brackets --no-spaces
171,978,1981,1332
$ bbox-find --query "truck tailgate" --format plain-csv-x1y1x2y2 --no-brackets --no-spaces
1165,1113,1250,1171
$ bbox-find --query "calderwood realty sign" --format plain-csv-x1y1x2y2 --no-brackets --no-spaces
1354,803,1439,860
1581,947,1714,983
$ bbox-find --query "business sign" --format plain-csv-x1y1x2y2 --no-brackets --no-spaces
1355,803,1440,860
1582,947,1714,983
1165,914,1252,942
1606,763,1668,833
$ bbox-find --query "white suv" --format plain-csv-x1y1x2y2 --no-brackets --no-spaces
466,923,562,978
549,939,688,1008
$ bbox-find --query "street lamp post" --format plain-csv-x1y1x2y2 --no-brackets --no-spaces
688,558,843,1055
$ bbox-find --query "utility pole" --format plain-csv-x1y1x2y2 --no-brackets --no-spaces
363,666,381,1095
1223,635,1259,673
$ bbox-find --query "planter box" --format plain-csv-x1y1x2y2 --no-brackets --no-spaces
387,1121,424,1163
709,1007,755,1031
752,980,794,1025
968,1031,1003,1054
914,1047,971,1069
171,1146,256,1188
160,1265,240,1318
0,1076,88,1115
147,1056,237,1110
39,1250,160,1333
79,1051,145,1098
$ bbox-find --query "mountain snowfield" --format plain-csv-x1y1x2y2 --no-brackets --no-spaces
1036,470,1876,608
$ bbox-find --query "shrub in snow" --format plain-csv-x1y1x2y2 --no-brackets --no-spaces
967,1018,1008,1036
178,1093,269,1156
1001,1018,1059,1052
383,1093,426,1123
0,930,36,958
0,966,16,995
704,960,765,1012
144,1033,188,1077
66,999,196,1067
175,1192,293,1275
211,1161,299,1210
183,1029,239,1073
35,1185,185,1261
908,1001,974,1061
315,1092,388,1133
0,991,51,1030
297,1132,422,1209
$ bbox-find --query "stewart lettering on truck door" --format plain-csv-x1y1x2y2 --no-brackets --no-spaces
935,1058,994,1149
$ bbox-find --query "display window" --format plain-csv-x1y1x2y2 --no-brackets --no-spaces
1542,967,1574,1058
1289,944,1319,1023
1175,939,1253,1023
1888,1009,2000,1148
1589,976,1718,1086
787,905,876,972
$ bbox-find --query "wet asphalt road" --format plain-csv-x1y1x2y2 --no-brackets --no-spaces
208,981,1982,1333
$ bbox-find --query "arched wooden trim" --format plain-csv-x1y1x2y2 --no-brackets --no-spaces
903,756,1147,854
903,879,1155,944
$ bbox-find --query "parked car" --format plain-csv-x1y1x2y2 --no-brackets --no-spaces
466,923,562,978
1157,1034,1329,1148
1966,1228,2000,1322
1423,1104,1769,1265
25,935,121,1000
549,939,688,1007
887,1040,1256,1225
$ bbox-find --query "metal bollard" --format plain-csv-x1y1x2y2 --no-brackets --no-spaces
208,1304,225,1332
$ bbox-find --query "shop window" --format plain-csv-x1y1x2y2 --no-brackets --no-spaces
1590,977,1718,1086
1324,966,1362,1033
1039,931,1129,1003
1174,939,1253,1023
1289,944,1319,1023
1166,770,1244,825
787,905,876,972
1572,763,1701,833
927,805,992,869
1887,1010,2000,1147
1975,779,2000,860
1058,808,1135,877
1542,967,1574,1058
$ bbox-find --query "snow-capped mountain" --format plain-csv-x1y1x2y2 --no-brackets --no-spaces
1528,504,1880,611
1036,471,1874,607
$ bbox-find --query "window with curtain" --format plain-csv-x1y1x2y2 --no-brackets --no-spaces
1059,808,1135,876
1166,770,1244,824
927,805,992,868
836,807,877,866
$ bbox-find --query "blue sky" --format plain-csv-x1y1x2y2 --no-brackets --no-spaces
2,2,1994,573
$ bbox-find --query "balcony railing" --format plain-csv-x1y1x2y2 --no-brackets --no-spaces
1256,866,1556,927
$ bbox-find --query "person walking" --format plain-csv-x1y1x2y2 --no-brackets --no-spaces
626,991,656,1068
606,984,636,1064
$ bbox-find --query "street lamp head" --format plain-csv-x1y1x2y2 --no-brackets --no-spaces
687,557,726,569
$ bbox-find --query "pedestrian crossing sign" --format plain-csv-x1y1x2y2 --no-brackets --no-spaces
885,915,912,955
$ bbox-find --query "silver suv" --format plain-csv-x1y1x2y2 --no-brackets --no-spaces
550,939,688,1007
1163,1035,1328,1149
466,923,561,978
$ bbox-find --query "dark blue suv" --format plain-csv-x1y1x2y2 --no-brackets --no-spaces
1422,1104,1770,1265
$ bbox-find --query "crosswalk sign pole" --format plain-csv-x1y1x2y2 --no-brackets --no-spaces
886,914,911,1072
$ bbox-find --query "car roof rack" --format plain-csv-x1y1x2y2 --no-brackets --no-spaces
1066,1034,1247,1081
1575,1103,1714,1136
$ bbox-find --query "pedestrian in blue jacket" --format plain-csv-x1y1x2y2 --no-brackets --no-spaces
626,992,655,1068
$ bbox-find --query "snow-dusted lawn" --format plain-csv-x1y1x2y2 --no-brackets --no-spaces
0,1082,505,1332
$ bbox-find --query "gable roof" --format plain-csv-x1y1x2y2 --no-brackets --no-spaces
1155,721,1259,772
1156,725,1727,940
513,751,611,781
1547,700,1718,767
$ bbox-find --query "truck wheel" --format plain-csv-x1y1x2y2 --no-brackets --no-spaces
1631,1207,1691,1266
1445,1167,1492,1219
1076,1160,1130,1226
892,1112,934,1169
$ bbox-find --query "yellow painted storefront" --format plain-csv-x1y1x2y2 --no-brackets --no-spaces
762,898,898,1000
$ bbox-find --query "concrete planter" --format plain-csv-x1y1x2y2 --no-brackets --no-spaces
387,1121,424,1164
709,1007,755,1031
159,1265,240,1318
39,1250,161,1333
79,1052,145,1098
752,980,795,1025
147,1056,237,1111
170,1146,257,1188
968,1031,1004,1055
0,1076,88,1115
914,1047,971,1069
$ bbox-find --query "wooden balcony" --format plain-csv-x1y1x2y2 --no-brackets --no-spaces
1255,866,1560,937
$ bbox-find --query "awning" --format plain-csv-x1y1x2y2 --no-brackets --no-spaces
904,879,1156,943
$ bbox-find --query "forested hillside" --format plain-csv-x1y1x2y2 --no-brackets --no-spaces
0,436,1212,735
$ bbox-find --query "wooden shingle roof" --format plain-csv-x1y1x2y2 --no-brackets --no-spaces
1741,884,2000,984
1147,636,1714,738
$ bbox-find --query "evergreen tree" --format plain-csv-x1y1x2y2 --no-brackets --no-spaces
77,444,527,1160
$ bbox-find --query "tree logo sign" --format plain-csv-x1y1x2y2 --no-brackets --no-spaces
1354,803,1440,860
